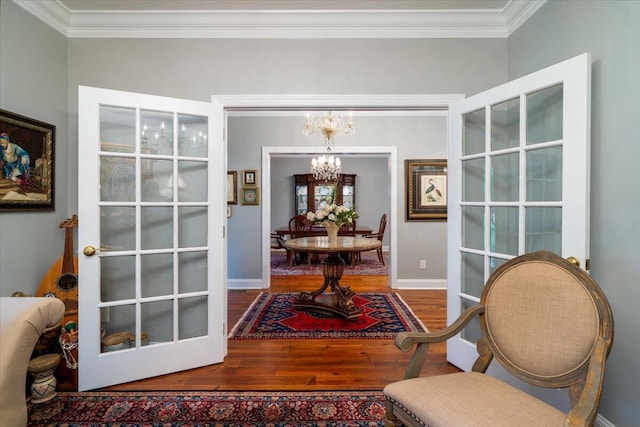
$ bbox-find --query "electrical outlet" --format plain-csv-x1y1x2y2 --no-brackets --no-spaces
419,260,426,269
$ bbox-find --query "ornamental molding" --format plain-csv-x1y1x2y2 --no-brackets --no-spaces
13,0,546,39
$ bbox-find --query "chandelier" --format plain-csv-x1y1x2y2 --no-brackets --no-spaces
311,154,342,181
303,111,354,150
304,111,353,181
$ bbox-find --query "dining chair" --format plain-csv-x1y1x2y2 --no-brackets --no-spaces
288,214,312,265
360,213,386,265
383,251,614,427
270,232,291,265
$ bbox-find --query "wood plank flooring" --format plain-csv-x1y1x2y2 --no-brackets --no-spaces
100,275,461,392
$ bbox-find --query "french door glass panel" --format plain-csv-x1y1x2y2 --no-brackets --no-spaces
448,54,591,370
98,110,211,354
526,84,563,145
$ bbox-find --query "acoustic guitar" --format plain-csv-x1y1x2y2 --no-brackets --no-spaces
38,215,79,326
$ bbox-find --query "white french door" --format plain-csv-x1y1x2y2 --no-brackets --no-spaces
77,86,226,391
447,53,591,369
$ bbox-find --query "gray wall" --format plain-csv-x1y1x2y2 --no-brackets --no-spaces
1,10,506,295
3,1,635,424
0,1,70,296
507,1,640,425
227,115,447,280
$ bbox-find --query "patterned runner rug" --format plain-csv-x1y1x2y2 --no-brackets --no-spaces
28,390,386,426
229,292,427,340
271,251,389,276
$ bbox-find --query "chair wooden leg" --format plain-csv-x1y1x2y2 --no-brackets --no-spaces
384,401,398,427
378,248,385,265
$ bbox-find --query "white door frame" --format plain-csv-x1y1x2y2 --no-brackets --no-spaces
262,146,398,288
212,94,464,289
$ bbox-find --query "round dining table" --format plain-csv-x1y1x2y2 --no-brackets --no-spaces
284,236,382,319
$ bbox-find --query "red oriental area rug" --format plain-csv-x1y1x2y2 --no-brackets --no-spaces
229,292,427,340
27,390,386,426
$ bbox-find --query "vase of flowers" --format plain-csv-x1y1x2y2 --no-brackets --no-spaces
306,203,359,244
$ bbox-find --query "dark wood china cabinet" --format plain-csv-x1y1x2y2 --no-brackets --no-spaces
294,173,356,215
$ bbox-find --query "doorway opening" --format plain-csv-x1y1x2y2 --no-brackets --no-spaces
216,94,462,290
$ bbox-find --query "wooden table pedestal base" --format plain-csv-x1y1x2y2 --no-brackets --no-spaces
293,254,363,319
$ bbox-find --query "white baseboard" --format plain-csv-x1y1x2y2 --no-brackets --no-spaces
392,279,447,290
595,413,615,427
228,278,267,290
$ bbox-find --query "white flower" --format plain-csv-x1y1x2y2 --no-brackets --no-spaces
306,204,359,227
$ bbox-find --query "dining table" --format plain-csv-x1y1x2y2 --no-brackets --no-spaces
273,225,372,237
284,236,382,319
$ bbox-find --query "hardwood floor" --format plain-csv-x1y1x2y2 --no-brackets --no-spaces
100,275,461,392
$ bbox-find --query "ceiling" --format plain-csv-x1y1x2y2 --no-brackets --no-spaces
15,0,546,38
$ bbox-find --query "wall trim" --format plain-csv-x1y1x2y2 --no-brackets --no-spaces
595,414,615,427
394,279,447,290
228,279,267,290
14,0,547,39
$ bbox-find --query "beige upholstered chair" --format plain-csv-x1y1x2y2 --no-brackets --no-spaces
1,297,65,426
384,251,614,427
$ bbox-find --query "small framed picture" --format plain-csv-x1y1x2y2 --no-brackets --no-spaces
227,171,237,204
241,187,260,205
226,206,232,218
243,170,257,186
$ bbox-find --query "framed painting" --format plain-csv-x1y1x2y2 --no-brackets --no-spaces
405,159,447,221
0,109,55,211
241,186,260,205
243,169,257,186
227,170,237,204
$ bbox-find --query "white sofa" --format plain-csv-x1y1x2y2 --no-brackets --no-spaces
0,297,65,427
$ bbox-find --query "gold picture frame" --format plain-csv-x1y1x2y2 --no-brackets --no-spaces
243,169,257,186
405,159,447,221
0,109,55,211
241,186,260,205
227,171,237,204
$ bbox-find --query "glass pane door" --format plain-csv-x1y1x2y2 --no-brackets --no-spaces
78,86,225,391
447,53,591,370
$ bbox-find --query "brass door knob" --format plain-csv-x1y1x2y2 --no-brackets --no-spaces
566,256,580,268
83,245,110,256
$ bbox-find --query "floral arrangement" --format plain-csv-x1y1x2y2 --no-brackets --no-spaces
306,203,359,227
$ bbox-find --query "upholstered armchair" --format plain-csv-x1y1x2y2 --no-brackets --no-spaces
1,297,65,426
384,251,614,427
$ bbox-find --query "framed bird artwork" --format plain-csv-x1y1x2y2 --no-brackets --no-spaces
405,159,447,221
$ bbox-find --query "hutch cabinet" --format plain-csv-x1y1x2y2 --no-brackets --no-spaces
294,173,356,215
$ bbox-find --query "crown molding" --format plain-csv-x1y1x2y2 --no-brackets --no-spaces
213,94,465,109
13,0,546,39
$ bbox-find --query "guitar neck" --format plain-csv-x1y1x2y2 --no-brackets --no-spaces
61,225,76,274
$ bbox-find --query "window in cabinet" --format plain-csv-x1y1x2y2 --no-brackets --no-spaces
294,174,356,215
